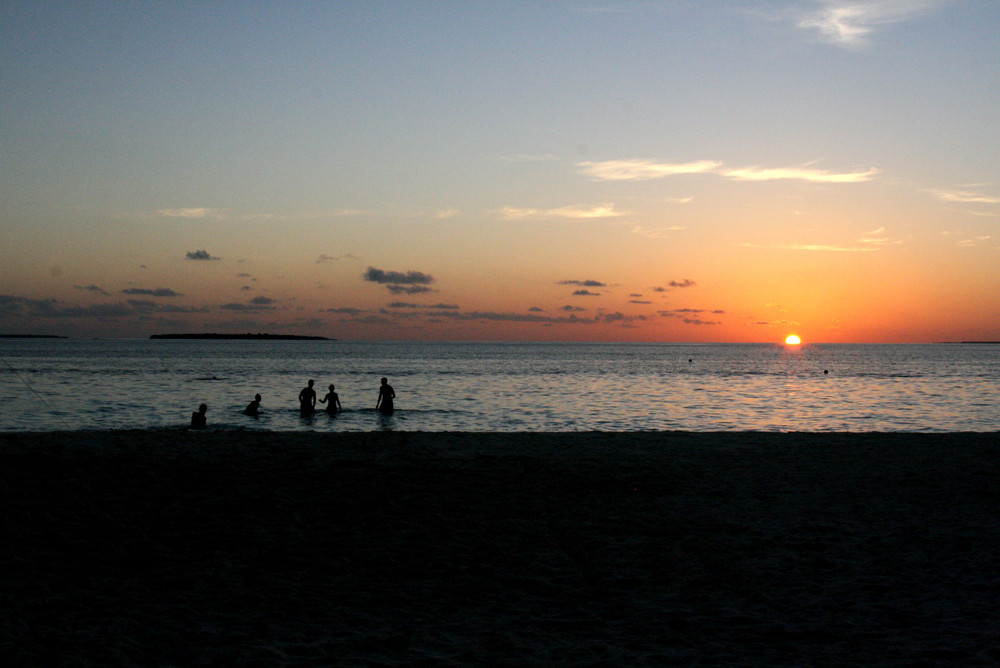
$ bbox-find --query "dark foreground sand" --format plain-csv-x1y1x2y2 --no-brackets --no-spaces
2,430,998,666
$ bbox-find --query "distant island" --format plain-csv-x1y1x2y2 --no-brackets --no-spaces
150,333,331,341
0,334,68,339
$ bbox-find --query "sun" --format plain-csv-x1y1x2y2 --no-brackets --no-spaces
785,334,802,345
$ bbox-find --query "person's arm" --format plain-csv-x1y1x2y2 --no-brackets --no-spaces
335,395,342,410
375,390,381,409
319,394,327,405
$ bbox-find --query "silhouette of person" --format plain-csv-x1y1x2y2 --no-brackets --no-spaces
375,377,395,415
319,384,341,415
299,379,317,416
244,393,262,416
191,403,207,429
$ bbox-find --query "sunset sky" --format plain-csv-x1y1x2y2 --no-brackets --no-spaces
2,1,997,342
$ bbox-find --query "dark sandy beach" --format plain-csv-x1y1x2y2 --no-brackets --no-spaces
2,430,998,666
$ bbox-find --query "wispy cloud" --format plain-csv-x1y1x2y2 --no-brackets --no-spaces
559,279,607,287
499,204,627,220
316,253,359,263
631,225,686,239
797,0,937,47
653,279,697,291
955,236,992,247
742,242,879,252
578,160,721,181
158,207,224,219
932,189,1000,205
579,159,879,184
744,225,904,252
74,284,110,296
121,287,183,297
721,165,879,183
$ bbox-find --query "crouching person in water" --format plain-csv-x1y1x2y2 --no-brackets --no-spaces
244,394,262,416
191,403,207,429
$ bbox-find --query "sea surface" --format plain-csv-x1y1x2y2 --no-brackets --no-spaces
1,339,997,432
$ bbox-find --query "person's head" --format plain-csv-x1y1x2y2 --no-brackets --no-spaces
381,377,388,385
198,403,207,414
328,384,335,391
255,394,261,401
308,379,314,387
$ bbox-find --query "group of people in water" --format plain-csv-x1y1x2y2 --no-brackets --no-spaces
191,377,395,428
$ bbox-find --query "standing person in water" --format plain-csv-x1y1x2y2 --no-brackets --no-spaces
191,403,207,429
319,384,341,415
244,393,262,416
375,377,395,415
299,379,317,416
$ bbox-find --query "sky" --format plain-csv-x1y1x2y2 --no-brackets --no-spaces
1,0,997,342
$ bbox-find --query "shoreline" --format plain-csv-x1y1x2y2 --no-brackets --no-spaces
3,430,998,665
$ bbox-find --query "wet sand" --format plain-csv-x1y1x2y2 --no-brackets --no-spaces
2,430,998,666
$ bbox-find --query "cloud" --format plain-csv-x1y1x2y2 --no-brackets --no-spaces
249,296,276,305
185,250,221,261
389,302,459,309
158,207,222,219
74,284,110,296
797,0,937,47
324,307,367,316
363,267,434,285
579,158,879,184
721,165,879,183
220,301,276,312
743,242,879,252
599,312,646,326
0,294,60,317
673,308,725,314
572,289,602,297
427,310,596,325
121,288,183,297
653,279,697,291
955,236,992,247
631,225,686,239
0,294,208,320
386,285,435,295
559,279,607,287
578,159,721,181
932,189,1000,204
317,253,359,263
499,204,627,220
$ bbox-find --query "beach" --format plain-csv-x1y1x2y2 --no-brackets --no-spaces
2,430,998,666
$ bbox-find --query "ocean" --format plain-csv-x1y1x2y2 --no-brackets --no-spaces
1,339,997,432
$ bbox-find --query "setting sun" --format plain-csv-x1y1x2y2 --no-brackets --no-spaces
785,335,802,345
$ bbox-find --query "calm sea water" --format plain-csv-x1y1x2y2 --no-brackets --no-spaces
0,339,997,432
